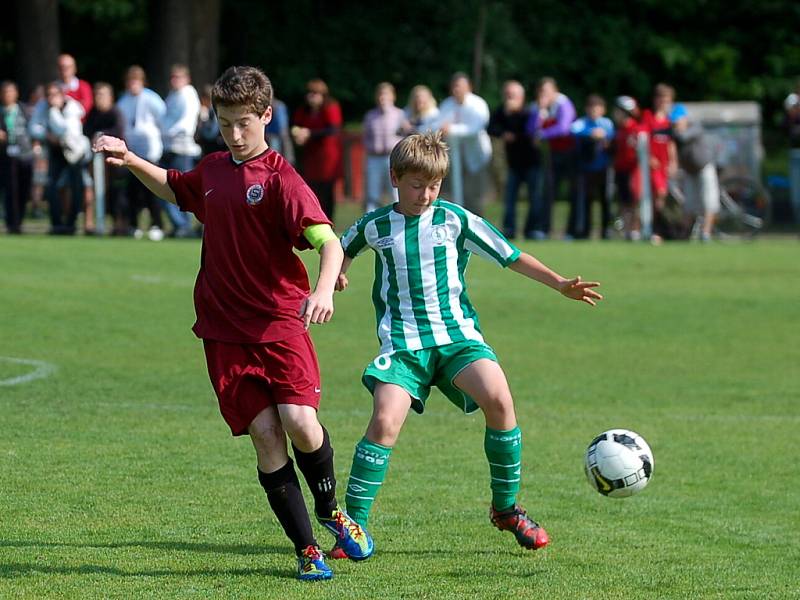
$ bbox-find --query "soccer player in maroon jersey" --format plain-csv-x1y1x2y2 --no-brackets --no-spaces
93,66,372,581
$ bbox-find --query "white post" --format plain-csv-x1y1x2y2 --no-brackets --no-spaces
450,139,464,207
92,152,106,235
637,131,652,239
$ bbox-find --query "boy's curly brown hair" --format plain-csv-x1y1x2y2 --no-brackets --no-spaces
212,66,272,116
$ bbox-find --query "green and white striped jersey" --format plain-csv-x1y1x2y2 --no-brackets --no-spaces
341,199,521,354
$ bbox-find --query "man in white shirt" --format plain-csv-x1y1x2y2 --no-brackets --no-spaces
28,82,87,235
116,65,166,240
161,64,201,237
438,72,492,215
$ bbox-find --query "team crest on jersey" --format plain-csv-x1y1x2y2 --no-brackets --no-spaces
376,236,395,249
245,184,264,205
430,225,449,245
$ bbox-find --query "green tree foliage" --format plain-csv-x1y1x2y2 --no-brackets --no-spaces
0,0,798,121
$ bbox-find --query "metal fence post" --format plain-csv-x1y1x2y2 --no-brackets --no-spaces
92,152,106,235
637,131,652,239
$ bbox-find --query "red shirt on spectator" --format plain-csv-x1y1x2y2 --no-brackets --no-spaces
292,102,343,182
640,109,671,171
62,77,93,118
614,117,643,173
166,149,332,343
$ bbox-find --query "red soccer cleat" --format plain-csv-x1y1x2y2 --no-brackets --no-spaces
490,504,550,550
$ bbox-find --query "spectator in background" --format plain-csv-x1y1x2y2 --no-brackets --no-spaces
161,64,201,238
439,72,492,214
25,85,48,219
785,88,800,224
84,82,128,235
673,115,719,242
487,80,540,238
196,84,226,157
1,81,33,234
612,96,643,240
266,94,294,164
400,85,440,135
292,78,343,221
637,83,678,243
526,77,577,240
57,54,95,231
116,65,166,240
57,53,93,117
28,82,87,235
362,82,405,212
570,94,614,239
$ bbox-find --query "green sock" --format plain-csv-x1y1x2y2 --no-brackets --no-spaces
345,437,392,528
485,425,522,512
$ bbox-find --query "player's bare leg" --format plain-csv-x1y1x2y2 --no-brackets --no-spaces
366,383,413,447
453,359,549,550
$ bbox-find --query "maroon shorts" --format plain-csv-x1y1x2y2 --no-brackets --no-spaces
203,333,322,436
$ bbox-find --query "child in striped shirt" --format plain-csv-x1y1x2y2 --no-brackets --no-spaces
333,131,602,557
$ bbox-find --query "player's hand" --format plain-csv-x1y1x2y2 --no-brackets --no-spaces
335,273,349,292
299,291,335,329
558,276,603,307
93,135,130,167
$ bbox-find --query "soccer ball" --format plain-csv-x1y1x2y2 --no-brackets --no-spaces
584,429,654,498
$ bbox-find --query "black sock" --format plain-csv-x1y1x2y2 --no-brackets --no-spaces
292,425,338,518
258,460,316,555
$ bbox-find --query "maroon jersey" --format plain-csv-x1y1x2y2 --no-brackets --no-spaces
167,149,332,343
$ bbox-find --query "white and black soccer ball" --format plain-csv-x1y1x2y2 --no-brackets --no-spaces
584,429,654,498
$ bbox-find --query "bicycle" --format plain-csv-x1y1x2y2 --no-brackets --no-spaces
668,173,770,240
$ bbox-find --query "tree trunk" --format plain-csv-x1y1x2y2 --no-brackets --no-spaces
14,0,60,97
189,0,221,92
471,0,488,93
147,0,192,96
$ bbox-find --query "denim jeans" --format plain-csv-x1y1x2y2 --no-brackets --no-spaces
47,151,84,232
790,149,800,223
502,166,540,237
160,152,196,231
365,154,395,212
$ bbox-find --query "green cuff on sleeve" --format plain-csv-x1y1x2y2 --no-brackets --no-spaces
303,223,338,252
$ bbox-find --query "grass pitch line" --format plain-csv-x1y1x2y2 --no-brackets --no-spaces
0,356,57,387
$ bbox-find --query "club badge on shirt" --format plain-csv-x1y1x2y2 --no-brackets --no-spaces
430,225,449,245
246,183,264,206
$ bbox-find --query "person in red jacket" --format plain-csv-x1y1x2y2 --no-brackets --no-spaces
291,79,342,221
612,96,643,240
57,54,93,118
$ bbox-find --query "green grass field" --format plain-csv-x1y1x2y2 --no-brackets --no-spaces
1,226,799,599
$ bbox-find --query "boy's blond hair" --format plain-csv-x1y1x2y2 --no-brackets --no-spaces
390,131,449,181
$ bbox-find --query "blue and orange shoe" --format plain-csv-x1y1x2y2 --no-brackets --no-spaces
317,506,374,561
296,545,333,581
490,504,550,550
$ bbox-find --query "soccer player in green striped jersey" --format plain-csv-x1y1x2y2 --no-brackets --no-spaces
332,132,602,557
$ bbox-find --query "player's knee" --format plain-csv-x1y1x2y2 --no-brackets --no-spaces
281,412,322,450
481,391,515,420
367,412,402,446
249,420,285,451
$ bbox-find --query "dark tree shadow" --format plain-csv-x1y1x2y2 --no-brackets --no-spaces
0,539,286,556
0,562,290,579
0,539,295,579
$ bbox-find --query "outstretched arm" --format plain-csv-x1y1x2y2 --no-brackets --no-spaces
508,252,603,306
335,255,353,292
299,239,344,329
92,135,176,203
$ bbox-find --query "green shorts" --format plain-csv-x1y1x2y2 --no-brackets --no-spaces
362,340,498,415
